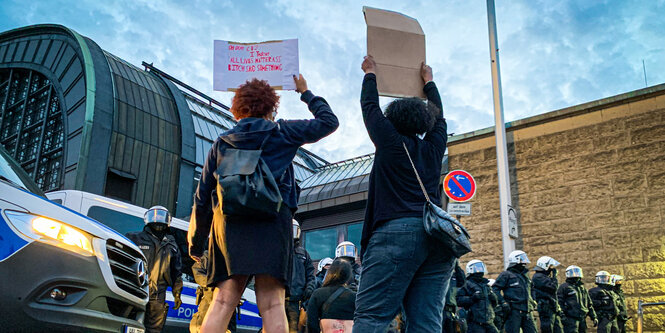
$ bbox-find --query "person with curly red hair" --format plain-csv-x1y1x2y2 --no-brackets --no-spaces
189,74,338,333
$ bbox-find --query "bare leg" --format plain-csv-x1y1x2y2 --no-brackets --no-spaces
255,274,288,333
200,275,248,333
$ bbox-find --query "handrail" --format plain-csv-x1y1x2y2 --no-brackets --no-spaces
636,300,665,333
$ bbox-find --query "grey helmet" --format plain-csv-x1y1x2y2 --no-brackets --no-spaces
144,206,171,226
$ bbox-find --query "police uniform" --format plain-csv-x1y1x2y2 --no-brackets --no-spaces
492,265,538,333
443,262,466,333
286,243,315,333
557,278,597,333
614,286,628,333
532,270,564,333
457,274,499,333
589,285,619,333
126,226,183,333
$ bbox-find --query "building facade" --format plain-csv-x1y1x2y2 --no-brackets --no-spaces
0,24,326,218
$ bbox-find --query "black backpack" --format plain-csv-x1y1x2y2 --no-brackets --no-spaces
215,132,283,219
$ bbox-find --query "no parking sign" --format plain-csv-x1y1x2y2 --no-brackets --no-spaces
443,170,476,202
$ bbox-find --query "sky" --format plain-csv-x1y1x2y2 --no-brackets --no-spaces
1,0,664,163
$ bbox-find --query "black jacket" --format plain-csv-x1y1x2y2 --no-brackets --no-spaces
457,275,497,324
126,227,183,299
189,91,339,257
359,73,446,259
557,278,596,320
492,265,536,312
589,285,619,319
532,270,559,306
289,244,316,302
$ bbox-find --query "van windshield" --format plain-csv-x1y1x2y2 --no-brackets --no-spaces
0,146,44,196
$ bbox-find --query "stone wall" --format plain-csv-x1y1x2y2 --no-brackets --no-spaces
448,85,665,332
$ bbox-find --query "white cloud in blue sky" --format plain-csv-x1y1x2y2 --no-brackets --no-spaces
1,0,663,162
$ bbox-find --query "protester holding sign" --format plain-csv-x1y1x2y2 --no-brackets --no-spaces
188,74,338,333
352,55,455,332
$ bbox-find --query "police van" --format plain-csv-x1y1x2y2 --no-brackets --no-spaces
0,147,148,332
46,189,262,333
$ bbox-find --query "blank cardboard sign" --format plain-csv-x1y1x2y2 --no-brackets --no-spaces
364,6,426,98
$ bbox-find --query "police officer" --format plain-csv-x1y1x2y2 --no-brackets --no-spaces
335,241,361,291
589,271,619,333
287,220,316,333
557,266,597,333
443,260,466,333
532,256,564,333
611,275,628,333
487,279,505,331
492,250,538,333
126,206,183,333
457,260,499,333
315,257,333,289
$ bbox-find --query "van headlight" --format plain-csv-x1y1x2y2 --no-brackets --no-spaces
4,211,95,256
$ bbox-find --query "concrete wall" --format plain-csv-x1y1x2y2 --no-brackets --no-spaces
447,86,665,332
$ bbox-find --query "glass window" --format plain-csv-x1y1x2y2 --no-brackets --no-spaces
346,222,363,253
304,227,337,260
86,205,145,236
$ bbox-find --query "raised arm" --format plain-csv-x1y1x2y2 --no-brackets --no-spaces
279,74,339,145
360,55,401,147
421,63,448,154
188,143,218,259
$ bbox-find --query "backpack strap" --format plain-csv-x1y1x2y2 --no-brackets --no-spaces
321,287,348,315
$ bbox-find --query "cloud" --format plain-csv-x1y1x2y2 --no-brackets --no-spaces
1,0,664,163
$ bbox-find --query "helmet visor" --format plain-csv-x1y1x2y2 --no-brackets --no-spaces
515,253,530,264
597,274,611,284
548,258,561,269
467,262,486,274
293,224,300,239
337,245,355,258
566,267,583,278
145,209,170,225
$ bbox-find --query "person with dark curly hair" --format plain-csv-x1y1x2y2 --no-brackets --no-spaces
353,55,455,332
189,75,338,333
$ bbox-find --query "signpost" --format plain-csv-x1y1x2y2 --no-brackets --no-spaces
508,205,518,239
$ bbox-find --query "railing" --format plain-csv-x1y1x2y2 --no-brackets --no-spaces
636,300,665,333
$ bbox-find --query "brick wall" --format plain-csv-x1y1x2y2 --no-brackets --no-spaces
448,88,665,332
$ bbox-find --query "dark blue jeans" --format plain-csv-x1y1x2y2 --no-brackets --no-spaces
353,217,456,332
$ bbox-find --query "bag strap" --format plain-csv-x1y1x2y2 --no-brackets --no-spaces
402,142,430,202
321,286,348,315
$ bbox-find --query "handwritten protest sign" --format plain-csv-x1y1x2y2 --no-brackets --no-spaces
213,39,299,91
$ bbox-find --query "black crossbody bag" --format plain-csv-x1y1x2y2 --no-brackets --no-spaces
402,142,472,258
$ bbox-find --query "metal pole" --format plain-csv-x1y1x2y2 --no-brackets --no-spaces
637,300,643,333
486,0,516,268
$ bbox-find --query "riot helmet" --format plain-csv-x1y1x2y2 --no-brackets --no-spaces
293,220,301,240
144,206,171,226
565,265,583,278
595,271,612,285
318,257,333,273
466,259,487,275
535,256,561,271
335,241,357,259
508,250,530,265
